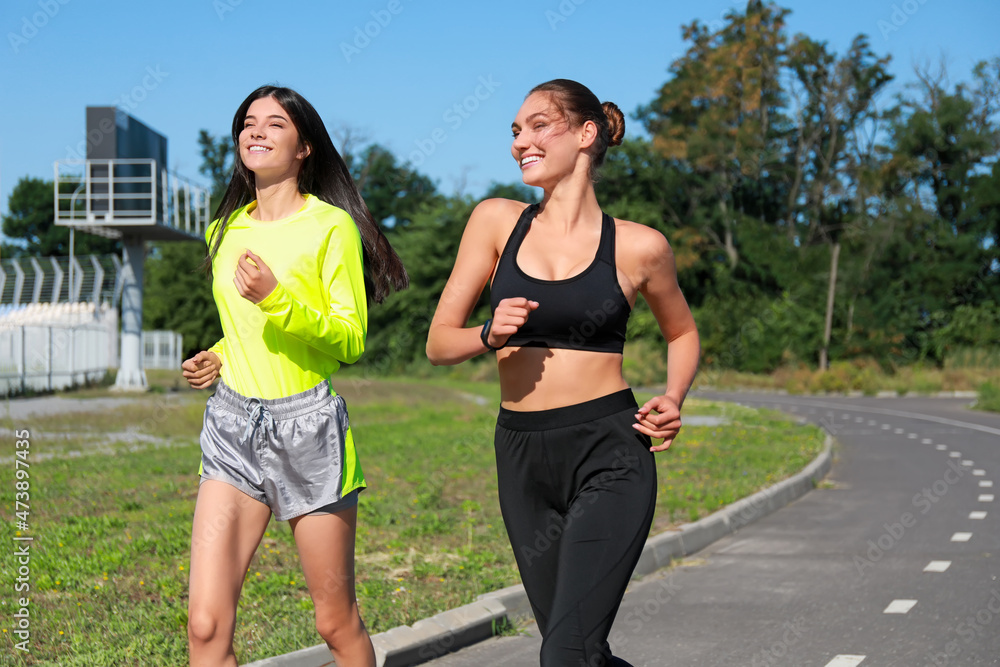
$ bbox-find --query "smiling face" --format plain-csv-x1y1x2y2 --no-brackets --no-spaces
510,92,594,188
239,95,310,180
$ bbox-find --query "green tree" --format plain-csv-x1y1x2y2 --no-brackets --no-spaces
351,143,438,229
639,0,788,270
143,130,231,358
144,242,222,357
362,195,477,370
197,130,233,214
1,177,119,256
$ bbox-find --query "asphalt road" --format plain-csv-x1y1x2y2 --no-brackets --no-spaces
421,393,1000,667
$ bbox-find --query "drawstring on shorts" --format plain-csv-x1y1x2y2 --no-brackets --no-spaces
240,397,276,446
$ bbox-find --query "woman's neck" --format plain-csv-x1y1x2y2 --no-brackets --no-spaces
537,174,602,231
251,179,306,221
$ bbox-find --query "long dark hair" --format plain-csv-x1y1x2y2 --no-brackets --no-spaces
529,79,625,180
203,85,407,303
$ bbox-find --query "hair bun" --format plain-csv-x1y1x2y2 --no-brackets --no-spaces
602,102,625,147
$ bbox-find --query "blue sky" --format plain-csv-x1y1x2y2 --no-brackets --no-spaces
1,0,998,242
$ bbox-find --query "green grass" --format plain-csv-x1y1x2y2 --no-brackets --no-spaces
0,376,824,665
694,359,1000,396
976,382,1000,413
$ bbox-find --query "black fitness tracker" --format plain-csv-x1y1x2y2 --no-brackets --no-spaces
481,319,504,351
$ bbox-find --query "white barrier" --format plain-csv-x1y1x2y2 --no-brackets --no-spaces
142,330,183,370
0,324,112,395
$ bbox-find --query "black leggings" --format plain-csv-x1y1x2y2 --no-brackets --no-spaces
494,389,657,667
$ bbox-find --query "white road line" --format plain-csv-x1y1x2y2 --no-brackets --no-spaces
729,397,1000,437
868,420,876,426
973,469,986,476
856,417,864,423
881,424,890,430
979,494,995,502
969,511,987,520
949,452,961,458
951,533,973,542
935,445,948,451
894,428,904,434
908,433,918,439
922,438,933,444
980,481,994,488
884,599,918,614
924,561,951,572
824,656,866,667
962,460,975,467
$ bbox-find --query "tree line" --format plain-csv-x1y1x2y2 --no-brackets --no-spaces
3,1,998,375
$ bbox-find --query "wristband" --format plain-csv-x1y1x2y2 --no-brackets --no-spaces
481,319,504,351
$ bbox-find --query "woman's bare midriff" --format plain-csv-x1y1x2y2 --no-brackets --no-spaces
496,346,630,411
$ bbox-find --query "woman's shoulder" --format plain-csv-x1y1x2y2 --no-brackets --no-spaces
466,198,532,248
471,197,533,221
612,217,672,261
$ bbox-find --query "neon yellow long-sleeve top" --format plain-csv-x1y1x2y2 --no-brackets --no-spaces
206,194,368,400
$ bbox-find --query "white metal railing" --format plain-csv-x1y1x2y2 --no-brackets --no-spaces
0,255,117,306
53,158,210,239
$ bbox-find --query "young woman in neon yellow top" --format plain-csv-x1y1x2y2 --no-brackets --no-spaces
181,85,406,667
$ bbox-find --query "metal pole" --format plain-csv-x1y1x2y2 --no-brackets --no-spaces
47,327,53,392
113,236,147,390
20,326,26,394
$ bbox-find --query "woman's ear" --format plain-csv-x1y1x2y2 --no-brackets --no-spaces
579,120,598,150
298,142,312,160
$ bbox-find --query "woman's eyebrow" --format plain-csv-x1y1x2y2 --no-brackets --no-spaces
511,112,548,130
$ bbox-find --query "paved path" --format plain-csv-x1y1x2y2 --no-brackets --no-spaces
421,394,1000,667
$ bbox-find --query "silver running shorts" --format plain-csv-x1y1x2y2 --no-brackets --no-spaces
199,379,355,521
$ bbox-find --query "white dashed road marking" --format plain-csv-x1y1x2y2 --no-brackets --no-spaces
979,494,995,502
973,469,985,476
884,600,918,614
824,656,866,667
980,481,993,488
969,511,987,520
935,445,948,451
951,533,973,542
924,561,951,573
922,438,933,444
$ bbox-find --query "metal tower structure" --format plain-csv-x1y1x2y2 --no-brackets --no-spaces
54,107,211,390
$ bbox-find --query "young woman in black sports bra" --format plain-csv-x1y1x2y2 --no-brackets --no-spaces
427,79,700,667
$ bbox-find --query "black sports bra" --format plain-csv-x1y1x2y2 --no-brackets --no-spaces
490,204,630,353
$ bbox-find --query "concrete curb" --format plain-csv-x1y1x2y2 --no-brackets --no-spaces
243,435,834,667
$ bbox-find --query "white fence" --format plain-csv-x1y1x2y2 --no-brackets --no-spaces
0,302,186,394
142,330,183,370
0,324,112,395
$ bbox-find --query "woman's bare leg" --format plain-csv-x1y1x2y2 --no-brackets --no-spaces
188,480,272,667
290,507,375,667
